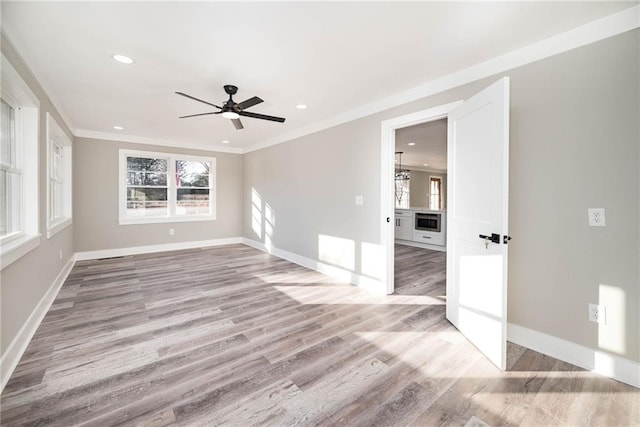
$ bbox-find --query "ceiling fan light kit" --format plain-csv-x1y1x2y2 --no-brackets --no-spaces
221,111,239,119
176,84,286,130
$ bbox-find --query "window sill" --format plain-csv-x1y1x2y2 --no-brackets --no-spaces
47,218,72,239
119,214,217,225
1,234,41,270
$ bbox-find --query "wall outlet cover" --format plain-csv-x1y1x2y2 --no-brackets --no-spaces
588,303,606,324
588,208,606,227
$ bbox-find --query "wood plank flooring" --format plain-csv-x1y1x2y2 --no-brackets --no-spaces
1,243,638,426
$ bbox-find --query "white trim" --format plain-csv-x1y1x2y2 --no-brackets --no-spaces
118,216,218,226
1,53,40,269
76,129,242,154
508,323,640,389
46,218,72,239
0,256,75,393
243,5,640,154
380,101,462,295
46,113,73,239
74,237,243,261
118,148,217,225
0,234,41,270
242,238,386,295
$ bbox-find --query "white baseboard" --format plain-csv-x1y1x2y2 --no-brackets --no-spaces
0,256,76,392
242,238,386,294
508,323,640,389
74,237,244,261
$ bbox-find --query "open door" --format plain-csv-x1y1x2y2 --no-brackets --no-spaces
446,77,510,370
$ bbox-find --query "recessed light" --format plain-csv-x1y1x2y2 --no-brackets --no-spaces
408,142,416,146
222,140,229,144
113,125,124,130
112,54,134,64
423,163,429,166
296,104,307,110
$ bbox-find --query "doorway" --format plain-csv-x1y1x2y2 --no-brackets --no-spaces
380,101,461,295
393,119,449,296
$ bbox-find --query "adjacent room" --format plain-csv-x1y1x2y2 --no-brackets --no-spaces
1,2,639,425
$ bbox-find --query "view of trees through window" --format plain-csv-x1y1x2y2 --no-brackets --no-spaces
125,156,211,217
126,156,169,215
175,160,210,215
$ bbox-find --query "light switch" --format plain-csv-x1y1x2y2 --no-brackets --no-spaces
355,195,364,206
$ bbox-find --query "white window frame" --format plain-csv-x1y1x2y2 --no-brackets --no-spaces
119,149,216,225
46,113,72,238
1,53,40,270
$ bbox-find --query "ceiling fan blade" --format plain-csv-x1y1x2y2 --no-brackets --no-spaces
231,118,244,130
179,112,219,119
175,92,222,109
239,110,286,123
236,96,263,111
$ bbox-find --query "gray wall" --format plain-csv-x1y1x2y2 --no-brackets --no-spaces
0,34,75,354
409,170,447,210
244,30,639,363
73,138,243,252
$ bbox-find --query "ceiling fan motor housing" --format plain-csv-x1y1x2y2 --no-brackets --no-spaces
224,85,238,95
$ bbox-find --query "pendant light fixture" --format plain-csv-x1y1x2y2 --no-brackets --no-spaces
395,151,410,207
395,151,410,181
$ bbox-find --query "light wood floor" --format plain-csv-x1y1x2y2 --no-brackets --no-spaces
1,244,638,426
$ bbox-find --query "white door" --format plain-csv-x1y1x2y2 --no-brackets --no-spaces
446,77,510,370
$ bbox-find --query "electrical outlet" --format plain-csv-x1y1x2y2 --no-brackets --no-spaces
169,228,175,236
588,208,606,226
588,303,606,324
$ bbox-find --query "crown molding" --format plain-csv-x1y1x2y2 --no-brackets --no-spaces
243,4,640,153
75,129,243,154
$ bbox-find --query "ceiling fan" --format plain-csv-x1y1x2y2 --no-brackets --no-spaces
175,85,286,130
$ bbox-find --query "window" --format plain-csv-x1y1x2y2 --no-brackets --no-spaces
429,176,442,210
1,53,40,270
46,113,72,238
119,149,216,224
1,98,20,239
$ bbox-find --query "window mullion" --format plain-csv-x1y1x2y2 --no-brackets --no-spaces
168,156,176,217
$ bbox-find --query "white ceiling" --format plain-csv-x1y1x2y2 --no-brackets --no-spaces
2,2,635,153
396,119,447,172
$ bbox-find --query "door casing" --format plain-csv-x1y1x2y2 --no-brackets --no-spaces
380,101,462,295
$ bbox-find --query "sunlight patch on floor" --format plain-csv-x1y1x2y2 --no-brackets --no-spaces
273,285,445,305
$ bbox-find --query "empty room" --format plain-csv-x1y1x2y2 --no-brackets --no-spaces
1,2,639,425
